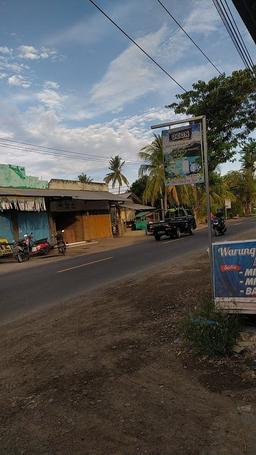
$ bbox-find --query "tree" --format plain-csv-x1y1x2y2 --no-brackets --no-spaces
240,139,256,174
138,133,179,211
224,169,256,215
168,68,256,171
130,176,148,202
78,173,93,183
104,155,129,193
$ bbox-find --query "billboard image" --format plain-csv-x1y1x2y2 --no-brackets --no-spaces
213,240,256,312
162,123,204,186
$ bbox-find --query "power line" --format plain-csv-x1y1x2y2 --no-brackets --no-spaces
213,0,250,70
212,0,255,73
87,0,187,93
0,141,108,163
156,0,223,76
217,0,254,71
0,139,142,166
222,0,255,69
0,137,108,161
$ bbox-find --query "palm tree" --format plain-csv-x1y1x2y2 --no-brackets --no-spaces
104,155,129,193
78,173,93,183
139,134,178,211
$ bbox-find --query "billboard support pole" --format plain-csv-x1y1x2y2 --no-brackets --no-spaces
202,115,213,294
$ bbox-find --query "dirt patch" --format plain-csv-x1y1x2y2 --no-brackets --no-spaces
1,253,256,454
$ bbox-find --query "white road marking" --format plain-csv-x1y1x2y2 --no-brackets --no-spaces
57,256,113,273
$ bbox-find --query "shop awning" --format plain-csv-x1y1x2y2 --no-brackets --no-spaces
0,196,46,211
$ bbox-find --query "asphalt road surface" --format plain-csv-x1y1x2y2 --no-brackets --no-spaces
1,217,255,324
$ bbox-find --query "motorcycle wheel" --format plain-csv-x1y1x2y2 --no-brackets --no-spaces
154,234,161,241
176,227,181,239
214,228,219,237
16,253,23,263
58,245,66,255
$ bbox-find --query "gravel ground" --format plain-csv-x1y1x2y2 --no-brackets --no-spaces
1,251,256,455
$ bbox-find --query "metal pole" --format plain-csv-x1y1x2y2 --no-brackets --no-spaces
202,116,213,295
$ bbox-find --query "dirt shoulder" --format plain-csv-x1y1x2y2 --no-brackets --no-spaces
1,251,256,455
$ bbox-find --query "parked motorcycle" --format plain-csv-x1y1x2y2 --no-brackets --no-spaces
212,217,227,236
12,240,29,263
24,233,51,256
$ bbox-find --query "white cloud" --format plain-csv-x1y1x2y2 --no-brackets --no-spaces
44,80,60,89
0,58,27,74
83,26,169,118
0,98,174,181
18,45,57,60
37,88,66,109
0,72,7,79
185,0,220,34
0,46,12,55
46,2,137,47
8,75,30,88
79,0,221,120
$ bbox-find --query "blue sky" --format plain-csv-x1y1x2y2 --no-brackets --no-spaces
0,0,255,188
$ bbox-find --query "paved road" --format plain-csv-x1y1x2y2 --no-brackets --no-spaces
1,217,255,324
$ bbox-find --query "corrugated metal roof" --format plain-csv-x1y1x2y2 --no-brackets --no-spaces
0,187,124,202
121,202,154,211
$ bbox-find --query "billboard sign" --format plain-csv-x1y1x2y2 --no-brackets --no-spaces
162,123,204,186
213,240,256,313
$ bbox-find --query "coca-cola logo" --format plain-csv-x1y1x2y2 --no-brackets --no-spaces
220,264,241,272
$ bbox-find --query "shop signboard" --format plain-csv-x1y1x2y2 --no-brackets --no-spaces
213,239,256,313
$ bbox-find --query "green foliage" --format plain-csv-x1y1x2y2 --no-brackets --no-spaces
78,173,93,183
223,141,256,215
181,300,241,356
139,134,178,208
104,155,129,193
168,68,256,171
130,176,148,202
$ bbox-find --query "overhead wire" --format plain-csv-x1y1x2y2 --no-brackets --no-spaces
212,0,255,73
222,0,255,70
0,139,142,166
0,137,108,161
217,0,254,71
156,0,223,75
87,0,187,93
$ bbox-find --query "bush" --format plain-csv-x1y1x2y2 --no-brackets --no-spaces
181,300,241,356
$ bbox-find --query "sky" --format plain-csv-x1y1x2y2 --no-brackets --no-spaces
0,0,255,189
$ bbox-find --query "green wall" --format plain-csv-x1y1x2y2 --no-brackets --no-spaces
0,164,48,189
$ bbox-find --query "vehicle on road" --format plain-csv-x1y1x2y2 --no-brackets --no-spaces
152,208,196,241
212,217,227,236
55,230,66,255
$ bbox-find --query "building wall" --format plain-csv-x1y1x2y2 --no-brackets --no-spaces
0,164,48,189
17,212,50,240
54,212,112,243
0,212,14,242
0,211,50,242
49,179,108,192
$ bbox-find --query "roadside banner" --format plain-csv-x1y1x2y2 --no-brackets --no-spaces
225,199,231,209
213,239,256,313
162,123,204,186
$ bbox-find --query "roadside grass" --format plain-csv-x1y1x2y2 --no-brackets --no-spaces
180,300,241,356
